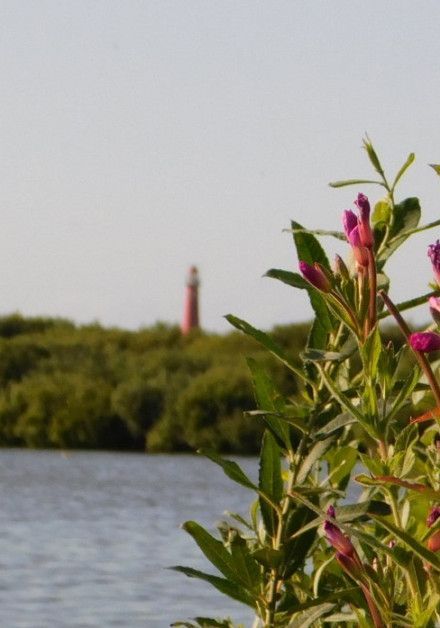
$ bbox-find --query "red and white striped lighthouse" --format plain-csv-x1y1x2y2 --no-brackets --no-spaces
181,266,200,334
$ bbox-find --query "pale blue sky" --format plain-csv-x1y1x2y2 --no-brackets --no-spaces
1,1,440,332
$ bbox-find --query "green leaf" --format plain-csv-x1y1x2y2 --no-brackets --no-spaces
336,500,391,521
265,268,310,290
259,430,283,535
251,547,284,568
282,505,318,577
328,178,383,188
228,532,261,590
284,227,346,241
297,436,334,484
291,220,331,270
392,152,415,191
316,364,377,438
290,220,334,346
372,515,440,572
287,602,335,627
316,412,356,436
199,450,258,492
181,522,247,584
302,348,348,362
363,137,386,179
247,358,290,446
171,566,255,608
372,199,392,225
429,163,440,176
377,197,421,263
226,314,314,387
325,445,358,489
360,325,382,379
383,365,420,425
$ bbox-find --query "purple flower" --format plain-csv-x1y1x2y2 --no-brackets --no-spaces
428,240,440,285
299,261,331,292
409,331,440,352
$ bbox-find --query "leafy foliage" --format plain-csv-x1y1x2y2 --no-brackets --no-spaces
175,140,440,627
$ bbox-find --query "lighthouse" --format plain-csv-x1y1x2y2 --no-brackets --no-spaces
181,266,200,334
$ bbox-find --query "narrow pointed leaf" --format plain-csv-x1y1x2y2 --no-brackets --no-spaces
226,315,314,386
199,450,257,491
392,152,415,190
328,178,383,188
181,522,244,584
171,566,255,608
372,515,440,572
259,430,283,535
297,436,334,484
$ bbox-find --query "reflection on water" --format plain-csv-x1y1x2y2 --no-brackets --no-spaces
0,450,257,627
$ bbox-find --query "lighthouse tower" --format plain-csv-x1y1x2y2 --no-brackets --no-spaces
181,266,200,334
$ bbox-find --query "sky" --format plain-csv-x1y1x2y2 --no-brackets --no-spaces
1,1,440,333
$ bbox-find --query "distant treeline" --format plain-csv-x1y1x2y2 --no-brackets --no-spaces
0,314,409,453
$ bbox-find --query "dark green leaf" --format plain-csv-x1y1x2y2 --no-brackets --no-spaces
226,315,314,386
171,566,255,608
259,430,283,535
297,436,334,484
291,220,330,270
315,412,356,436
265,269,310,290
181,522,246,584
336,500,391,521
251,547,284,568
247,358,290,445
429,163,440,176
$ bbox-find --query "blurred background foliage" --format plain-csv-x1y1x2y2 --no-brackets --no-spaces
0,313,410,453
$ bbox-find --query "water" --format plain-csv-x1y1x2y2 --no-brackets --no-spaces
0,450,258,627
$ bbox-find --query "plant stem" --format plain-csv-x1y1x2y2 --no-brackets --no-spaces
379,290,440,407
367,248,377,334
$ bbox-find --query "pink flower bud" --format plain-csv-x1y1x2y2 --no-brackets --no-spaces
354,193,370,221
348,227,369,267
409,331,440,353
299,261,331,292
343,195,374,250
343,210,358,239
324,506,357,557
428,240,440,286
427,506,440,528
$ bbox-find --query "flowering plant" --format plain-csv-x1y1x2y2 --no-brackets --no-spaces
173,140,440,627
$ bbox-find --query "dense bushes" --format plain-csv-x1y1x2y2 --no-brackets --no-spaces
0,314,312,452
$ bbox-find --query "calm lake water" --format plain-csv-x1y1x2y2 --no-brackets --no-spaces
0,450,258,627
